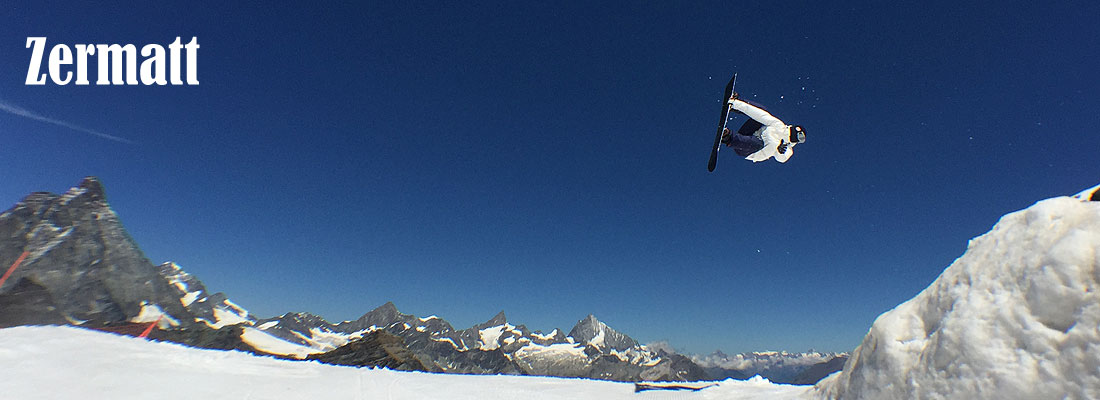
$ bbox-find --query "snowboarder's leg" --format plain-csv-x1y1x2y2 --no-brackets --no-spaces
730,134,764,157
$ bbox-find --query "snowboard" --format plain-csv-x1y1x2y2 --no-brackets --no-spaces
707,74,738,172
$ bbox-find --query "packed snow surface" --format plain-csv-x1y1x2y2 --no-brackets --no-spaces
817,191,1100,399
0,326,811,400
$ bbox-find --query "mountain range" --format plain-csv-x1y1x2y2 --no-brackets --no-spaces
0,177,841,383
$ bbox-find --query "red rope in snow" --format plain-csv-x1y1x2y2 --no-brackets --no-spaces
0,251,30,289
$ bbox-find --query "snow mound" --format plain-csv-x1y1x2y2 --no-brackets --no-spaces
816,189,1100,399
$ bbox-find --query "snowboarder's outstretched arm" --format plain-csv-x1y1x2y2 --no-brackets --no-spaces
728,98,785,129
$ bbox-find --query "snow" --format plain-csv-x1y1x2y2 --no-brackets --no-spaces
300,327,370,351
588,329,606,347
530,329,559,341
206,305,252,329
222,299,248,315
239,326,324,358
161,263,203,306
129,303,180,327
478,324,511,350
432,335,468,351
0,326,811,399
179,290,201,306
816,192,1100,399
514,342,587,360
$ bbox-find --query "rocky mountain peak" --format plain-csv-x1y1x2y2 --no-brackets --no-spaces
344,301,408,331
569,314,604,333
475,311,507,329
0,178,191,327
567,314,639,351
76,176,106,200
370,302,401,319
374,301,399,315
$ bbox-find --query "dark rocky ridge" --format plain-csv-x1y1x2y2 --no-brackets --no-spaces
306,330,428,371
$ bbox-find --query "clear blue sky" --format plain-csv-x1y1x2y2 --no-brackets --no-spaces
1,1,1097,354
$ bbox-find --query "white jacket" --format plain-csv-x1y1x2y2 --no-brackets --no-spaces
729,99,796,163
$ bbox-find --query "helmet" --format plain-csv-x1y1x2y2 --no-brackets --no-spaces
789,125,806,143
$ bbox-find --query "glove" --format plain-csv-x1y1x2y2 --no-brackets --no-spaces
777,140,788,154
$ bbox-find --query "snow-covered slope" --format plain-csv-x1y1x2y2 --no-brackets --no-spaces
816,184,1100,399
0,325,811,400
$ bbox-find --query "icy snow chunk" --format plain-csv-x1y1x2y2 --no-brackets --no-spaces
817,193,1100,400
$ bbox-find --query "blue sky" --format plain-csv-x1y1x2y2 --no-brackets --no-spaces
1,1,1098,354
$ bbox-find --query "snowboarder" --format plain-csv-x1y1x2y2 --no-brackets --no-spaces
720,93,806,163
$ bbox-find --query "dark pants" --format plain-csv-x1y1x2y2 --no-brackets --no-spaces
730,134,764,157
730,119,765,156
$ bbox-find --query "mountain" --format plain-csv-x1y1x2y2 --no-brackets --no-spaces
567,314,639,351
790,355,848,385
692,350,845,383
816,183,1100,399
0,278,68,328
157,262,255,329
0,177,707,382
306,330,429,371
256,303,708,381
0,177,193,327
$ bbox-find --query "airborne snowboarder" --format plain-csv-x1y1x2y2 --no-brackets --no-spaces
707,74,807,171
721,92,806,163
